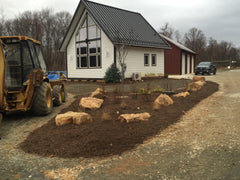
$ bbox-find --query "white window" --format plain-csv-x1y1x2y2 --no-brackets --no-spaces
151,54,156,66
144,54,149,66
76,13,101,69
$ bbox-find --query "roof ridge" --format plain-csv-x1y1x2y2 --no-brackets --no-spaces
83,0,141,15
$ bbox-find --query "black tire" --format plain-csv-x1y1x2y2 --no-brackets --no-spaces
61,85,67,103
195,72,198,75
32,82,53,115
53,85,62,106
213,70,216,75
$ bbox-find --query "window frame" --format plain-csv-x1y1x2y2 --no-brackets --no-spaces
144,54,149,66
151,54,157,66
75,13,102,69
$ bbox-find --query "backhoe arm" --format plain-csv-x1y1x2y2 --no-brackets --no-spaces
0,39,6,122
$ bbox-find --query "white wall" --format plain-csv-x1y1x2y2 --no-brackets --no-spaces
187,54,190,74
181,53,185,75
117,46,164,78
192,57,194,73
66,10,114,79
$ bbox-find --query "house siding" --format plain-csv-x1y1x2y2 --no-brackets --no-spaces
116,46,165,78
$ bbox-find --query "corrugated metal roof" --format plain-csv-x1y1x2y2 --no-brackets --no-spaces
60,0,170,50
160,34,196,54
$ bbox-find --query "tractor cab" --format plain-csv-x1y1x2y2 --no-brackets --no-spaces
1,36,47,91
0,36,66,116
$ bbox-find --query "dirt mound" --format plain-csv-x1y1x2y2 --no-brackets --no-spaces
19,81,219,158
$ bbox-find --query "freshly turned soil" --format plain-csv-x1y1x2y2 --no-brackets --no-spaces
20,81,219,158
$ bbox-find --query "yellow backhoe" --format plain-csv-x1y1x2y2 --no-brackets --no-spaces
0,36,66,124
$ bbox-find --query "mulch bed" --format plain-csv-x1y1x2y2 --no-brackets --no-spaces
20,81,219,158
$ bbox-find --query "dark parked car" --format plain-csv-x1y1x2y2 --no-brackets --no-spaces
195,62,216,75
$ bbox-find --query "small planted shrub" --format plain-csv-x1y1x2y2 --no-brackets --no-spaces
164,74,168,78
138,87,151,94
113,86,121,93
104,64,121,83
101,112,112,121
145,73,156,77
153,86,165,93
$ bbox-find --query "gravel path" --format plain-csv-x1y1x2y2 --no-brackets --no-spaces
0,71,240,179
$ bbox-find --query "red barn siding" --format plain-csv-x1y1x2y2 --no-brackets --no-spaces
164,41,181,75
164,38,196,75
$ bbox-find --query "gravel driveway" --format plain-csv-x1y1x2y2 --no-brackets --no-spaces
0,70,240,179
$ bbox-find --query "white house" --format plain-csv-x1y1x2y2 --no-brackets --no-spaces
60,0,170,79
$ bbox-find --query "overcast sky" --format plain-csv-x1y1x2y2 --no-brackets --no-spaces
1,0,240,47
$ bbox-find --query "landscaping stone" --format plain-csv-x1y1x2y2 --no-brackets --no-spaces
55,111,74,126
72,112,92,125
194,81,206,86
55,111,92,126
90,88,106,99
79,97,103,110
154,94,173,106
188,80,206,91
118,112,151,123
193,76,206,82
173,91,190,98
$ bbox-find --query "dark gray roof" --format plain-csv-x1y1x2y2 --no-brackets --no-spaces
60,0,170,50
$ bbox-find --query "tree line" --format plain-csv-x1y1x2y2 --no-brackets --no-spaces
1,9,239,70
160,23,240,67
0,9,72,71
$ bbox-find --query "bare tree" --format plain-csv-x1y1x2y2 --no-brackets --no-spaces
184,27,206,63
159,22,174,38
114,29,130,108
1,9,72,71
0,9,5,35
174,30,182,43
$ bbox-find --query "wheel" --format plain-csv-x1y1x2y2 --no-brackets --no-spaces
0,113,2,126
53,85,62,106
213,70,216,75
32,82,53,115
195,72,198,75
61,85,67,103
202,72,204,75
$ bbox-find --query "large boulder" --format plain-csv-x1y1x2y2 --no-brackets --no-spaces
154,94,173,106
188,81,205,92
90,88,106,99
79,97,103,110
55,111,92,126
55,111,74,126
193,76,205,82
173,91,190,98
72,112,92,125
118,112,151,123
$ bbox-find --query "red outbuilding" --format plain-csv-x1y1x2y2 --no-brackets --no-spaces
161,35,197,75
